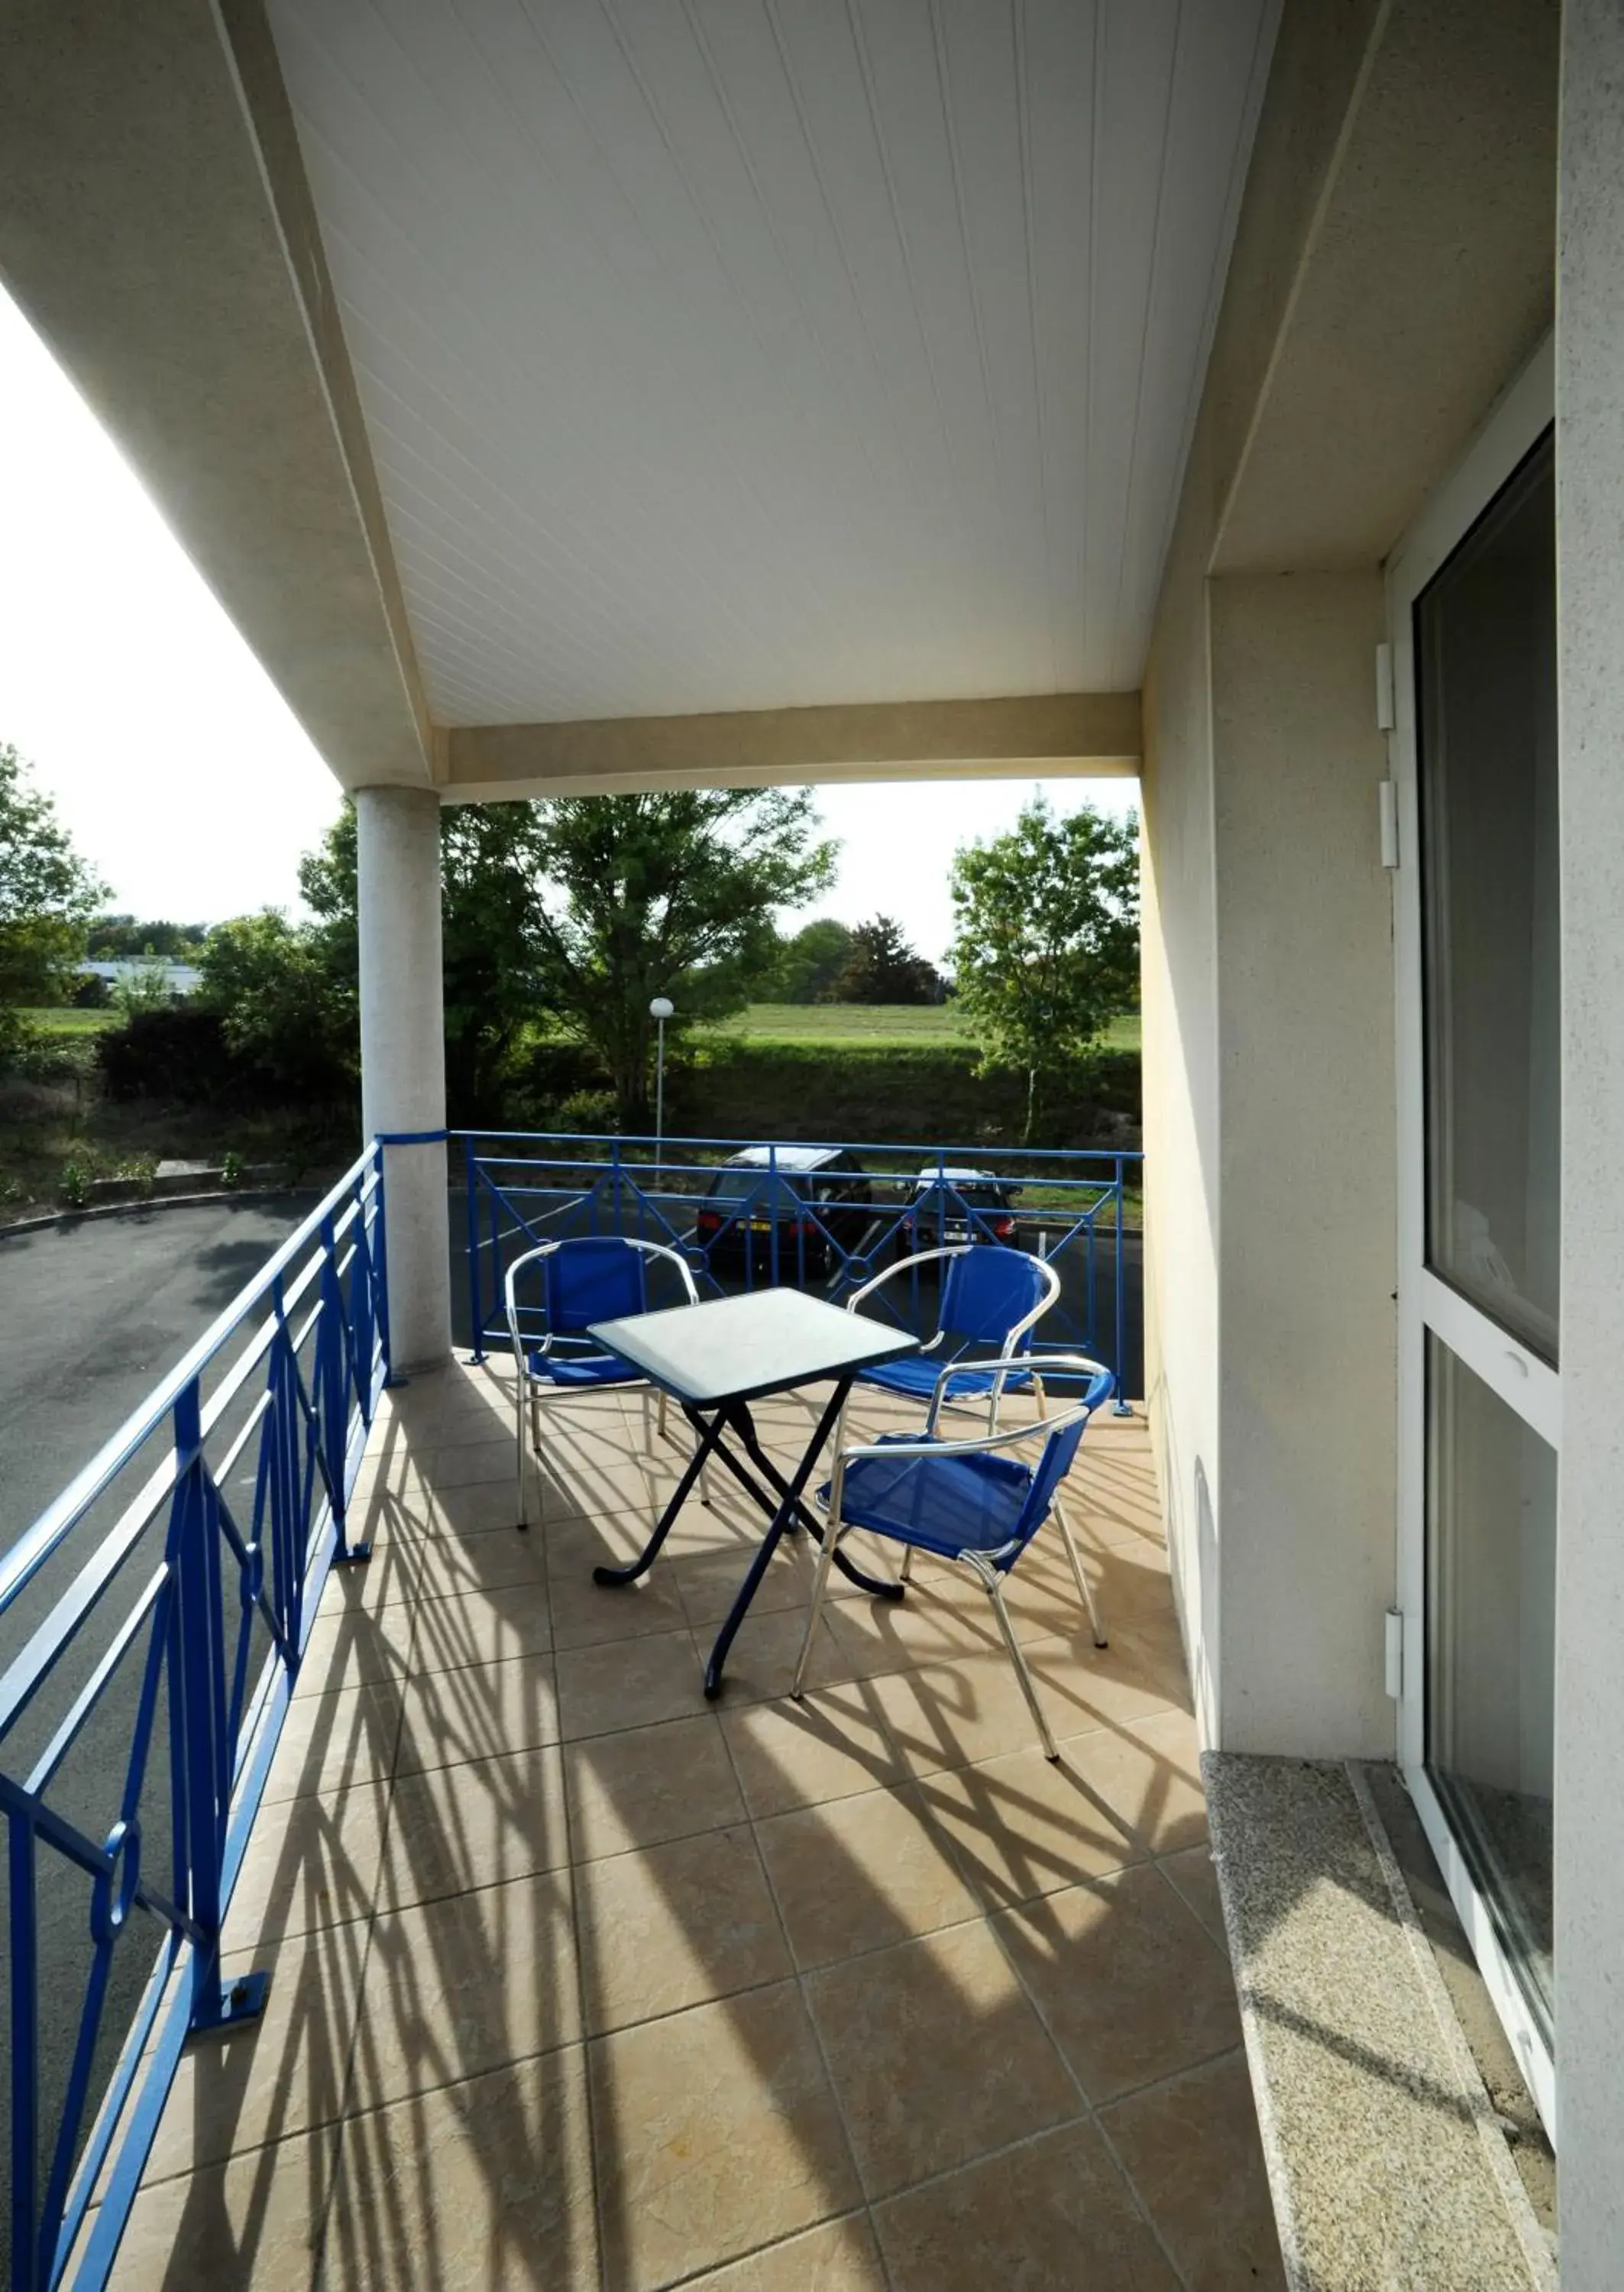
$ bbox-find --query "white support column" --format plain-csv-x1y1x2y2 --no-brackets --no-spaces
1555,1,1624,2271
355,785,450,1374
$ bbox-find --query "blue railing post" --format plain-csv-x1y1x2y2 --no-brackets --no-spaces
1113,1157,1132,1413
374,1143,396,1387
9,1806,40,2292
169,1379,268,2040
464,1135,484,1364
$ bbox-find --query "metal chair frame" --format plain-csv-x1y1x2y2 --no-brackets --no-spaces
844,1244,1061,1435
792,1352,1113,1760
503,1235,702,1530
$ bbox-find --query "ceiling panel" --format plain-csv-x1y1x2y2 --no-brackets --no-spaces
267,0,1277,726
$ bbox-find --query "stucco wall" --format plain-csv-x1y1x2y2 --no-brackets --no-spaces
1553,0,1624,2271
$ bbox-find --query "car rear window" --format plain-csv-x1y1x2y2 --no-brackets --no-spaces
706,1168,809,1201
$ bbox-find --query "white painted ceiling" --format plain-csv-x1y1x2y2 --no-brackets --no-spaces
267,0,1276,726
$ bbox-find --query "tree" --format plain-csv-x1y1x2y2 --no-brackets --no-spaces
0,743,107,1054
527,789,835,1122
829,914,943,1005
948,797,1139,1143
196,911,356,1104
770,917,853,1004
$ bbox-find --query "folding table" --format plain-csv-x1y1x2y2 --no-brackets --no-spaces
587,1287,920,1696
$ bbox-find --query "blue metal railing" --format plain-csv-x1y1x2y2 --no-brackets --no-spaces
458,1129,1139,1407
0,1144,389,2291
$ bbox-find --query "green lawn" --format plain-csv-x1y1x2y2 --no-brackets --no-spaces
18,1005,119,1036
697,1003,1140,1051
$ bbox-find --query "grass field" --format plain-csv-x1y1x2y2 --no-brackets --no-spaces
697,1003,1141,1051
18,1006,120,1036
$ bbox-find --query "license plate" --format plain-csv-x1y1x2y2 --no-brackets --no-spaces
748,1219,772,1233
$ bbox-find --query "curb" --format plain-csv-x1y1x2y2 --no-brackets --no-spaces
0,1186,325,1242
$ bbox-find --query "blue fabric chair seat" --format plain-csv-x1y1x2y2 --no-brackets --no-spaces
818,1436,1033,1568
858,1355,1031,1404
526,1348,638,1389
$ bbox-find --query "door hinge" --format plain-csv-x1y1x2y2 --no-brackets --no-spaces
1383,1607,1405,1701
1378,779,1400,869
1375,640,1396,731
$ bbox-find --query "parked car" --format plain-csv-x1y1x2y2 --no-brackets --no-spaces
897,1166,1020,1254
694,1146,874,1274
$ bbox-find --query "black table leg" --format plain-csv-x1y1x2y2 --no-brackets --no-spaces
730,1410,904,1603
592,1403,730,1587
704,1377,889,1698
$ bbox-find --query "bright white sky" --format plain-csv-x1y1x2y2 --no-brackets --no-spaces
0,284,1137,963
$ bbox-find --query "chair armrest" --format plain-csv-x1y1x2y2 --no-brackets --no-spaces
844,1245,972,1313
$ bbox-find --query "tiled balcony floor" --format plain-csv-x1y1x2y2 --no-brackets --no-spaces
111,1363,1283,2291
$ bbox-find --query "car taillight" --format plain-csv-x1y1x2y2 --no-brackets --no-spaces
992,1215,1015,1240
697,1209,720,1233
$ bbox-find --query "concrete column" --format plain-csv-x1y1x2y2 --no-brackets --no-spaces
1554,1,1624,2271
355,785,450,1374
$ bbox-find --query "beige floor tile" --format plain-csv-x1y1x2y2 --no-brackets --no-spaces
378,1743,569,1912
817,1586,995,1685
720,1681,901,1816
292,1606,413,1700
346,1476,440,1546
803,1921,1081,2200
756,1783,980,1969
669,1533,829,1626
350,1871,581,2109
223,1780,389,1951
261,1681,403,1808
696,1604,830,1706
431,1436,519,1491
555,1627,705,1738
322,2047,597,2291
393,1651,559,1776
1158,1841,1228,1944
918,1739,1147,1911
546,1546,689,1649
431,1478,532,1539
995,1863,1243,2105
866,1646,1069,1778
1058,1708,1208,1857
577,1824,791,2032
412,1525,548,1604
1100,2050,1286,2290
681,2213,888,2289
112,2125,337,2292
872,2119,1179,2292
590,1982,860,2292
317,1536,424,1615
564,1713,746,1861
406,1578,553,1677
142,1923,370,2183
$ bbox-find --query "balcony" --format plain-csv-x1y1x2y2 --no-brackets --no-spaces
96,1371,1273,2290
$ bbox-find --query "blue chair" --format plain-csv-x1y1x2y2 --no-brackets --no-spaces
504,1236,701,1530
844,1245,1061,1435
792,1355,1115,1760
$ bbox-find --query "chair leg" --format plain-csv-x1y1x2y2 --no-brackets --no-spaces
988,1575,1060,1761
657,1387,668,1442
1030,1373,1048,1423
1054,1492,1108,1647
898,1543,915,1585
792,1522,843,1699
515,1381,529,1532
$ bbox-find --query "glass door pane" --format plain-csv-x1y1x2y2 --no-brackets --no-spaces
1425,1335,1555,2035
1415,432,1559,1363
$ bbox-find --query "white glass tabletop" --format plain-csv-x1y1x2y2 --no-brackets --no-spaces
588,1287,918,1407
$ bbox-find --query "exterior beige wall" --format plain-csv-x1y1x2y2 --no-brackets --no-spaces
1210,571,1394,1753
1553,0,1624,2272
1140,0,1555,1757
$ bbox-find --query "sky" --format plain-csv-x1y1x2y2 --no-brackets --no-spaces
0,284,1137,963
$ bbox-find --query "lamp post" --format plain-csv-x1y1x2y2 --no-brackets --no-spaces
649,996,674,1154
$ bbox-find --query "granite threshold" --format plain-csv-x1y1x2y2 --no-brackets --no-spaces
1202,1752,1556,2292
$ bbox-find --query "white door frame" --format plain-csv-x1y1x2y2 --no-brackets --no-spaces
1386,333,1558,2138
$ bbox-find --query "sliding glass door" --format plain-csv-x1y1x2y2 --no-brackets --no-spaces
1390,344,1558,2132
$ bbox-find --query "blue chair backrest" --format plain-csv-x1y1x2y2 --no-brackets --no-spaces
1002,1366,1117,1563
543,1238,648,1335
940,1247,1050,1348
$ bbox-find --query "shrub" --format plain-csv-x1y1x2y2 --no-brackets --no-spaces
98,1006,237,1104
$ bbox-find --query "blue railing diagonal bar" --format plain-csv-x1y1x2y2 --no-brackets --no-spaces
458,1128,1140,1409
0,1143,390,2292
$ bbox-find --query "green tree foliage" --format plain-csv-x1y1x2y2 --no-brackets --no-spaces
197,912,356,1104
769,917,853,1004
88,915,209,960
0,742,107,1054
829,914,943,1005
948,798,1139,1144
528,790,835,1122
